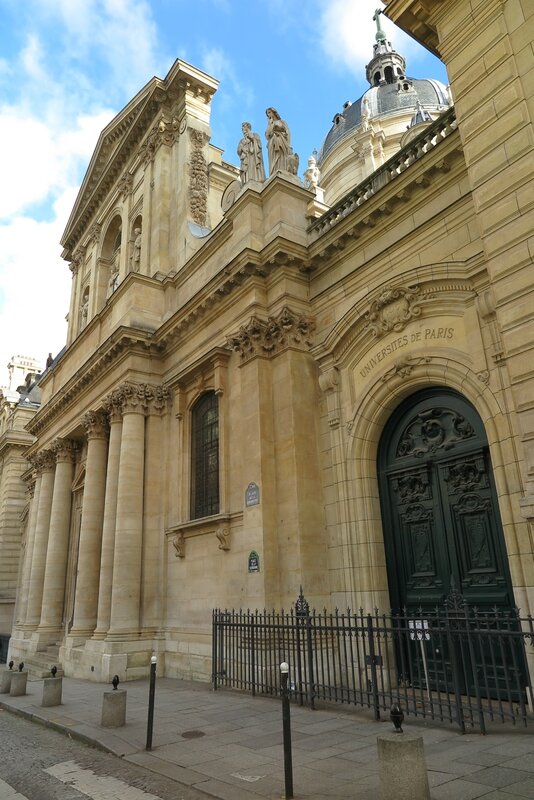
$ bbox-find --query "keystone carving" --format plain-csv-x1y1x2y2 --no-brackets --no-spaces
364,285,421,338
227,307,315,361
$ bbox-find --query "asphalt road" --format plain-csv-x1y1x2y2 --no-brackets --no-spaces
0,709,212,800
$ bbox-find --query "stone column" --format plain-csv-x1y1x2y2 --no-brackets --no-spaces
37,439,77,639
108,383,146,638
70,410,108,638
25,451,56,629
92,395,123,639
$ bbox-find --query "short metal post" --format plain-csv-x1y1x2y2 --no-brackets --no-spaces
280,662,294,799
145,655,157,750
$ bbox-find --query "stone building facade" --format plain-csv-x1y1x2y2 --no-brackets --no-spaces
7,0,534,682
0,358,41,660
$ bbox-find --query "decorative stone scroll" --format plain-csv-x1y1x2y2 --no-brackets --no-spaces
172,532,185,558
189,129,209,227
227,307,315,362
364,285,421,338
216,527,230,551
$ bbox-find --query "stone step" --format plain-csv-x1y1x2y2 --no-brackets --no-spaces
20,654,64,680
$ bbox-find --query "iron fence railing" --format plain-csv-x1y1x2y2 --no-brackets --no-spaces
212,590,534,733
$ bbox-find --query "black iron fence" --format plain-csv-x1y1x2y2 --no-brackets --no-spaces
212,590,534,733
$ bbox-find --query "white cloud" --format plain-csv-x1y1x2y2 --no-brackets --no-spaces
318,0,426,78
0,0,167,378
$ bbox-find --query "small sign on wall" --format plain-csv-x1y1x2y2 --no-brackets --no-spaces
248,550,260,573
245,482,260,507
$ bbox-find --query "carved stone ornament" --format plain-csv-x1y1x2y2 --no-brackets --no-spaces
139,115,180,165
216,527,230,551
51,438,78,462
188,129,209,227
105,382,169,417
364,285,421,338
88,223,102,246
117,172,133,199
69,248,85,275
172,532,185,558
227,307,315,362
318,367,341,428
34,449,57,473
82,408,109,438
381,356,431,382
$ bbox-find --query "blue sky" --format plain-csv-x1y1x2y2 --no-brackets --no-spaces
0,0,448,385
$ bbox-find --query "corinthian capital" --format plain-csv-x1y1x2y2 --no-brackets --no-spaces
227,306,315,361
82,409,109,438
51,438,78,462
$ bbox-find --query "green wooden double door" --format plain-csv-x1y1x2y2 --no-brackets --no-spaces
379,389,514,614
378,389,527,700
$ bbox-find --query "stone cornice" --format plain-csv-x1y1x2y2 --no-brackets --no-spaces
26,328,160,438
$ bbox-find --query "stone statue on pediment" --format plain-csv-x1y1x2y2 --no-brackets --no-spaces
237,122,265,184
265,107,297,176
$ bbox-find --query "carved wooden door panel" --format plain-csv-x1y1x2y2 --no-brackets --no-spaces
379,390,514,615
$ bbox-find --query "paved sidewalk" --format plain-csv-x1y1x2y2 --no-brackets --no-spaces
2,675,534,799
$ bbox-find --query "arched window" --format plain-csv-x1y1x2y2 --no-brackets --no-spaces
191,392,219,519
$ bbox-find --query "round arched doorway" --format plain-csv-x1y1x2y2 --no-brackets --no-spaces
378,388,515,614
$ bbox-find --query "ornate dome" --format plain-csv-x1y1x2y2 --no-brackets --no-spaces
319,12,449,163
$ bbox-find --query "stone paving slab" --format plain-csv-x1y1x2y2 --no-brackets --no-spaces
2,675,534,799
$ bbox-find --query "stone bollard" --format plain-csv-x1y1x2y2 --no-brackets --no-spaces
10,671,28,697
42,676,62,707
377,731,430,800
101,689,126,728
0,669,14,694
